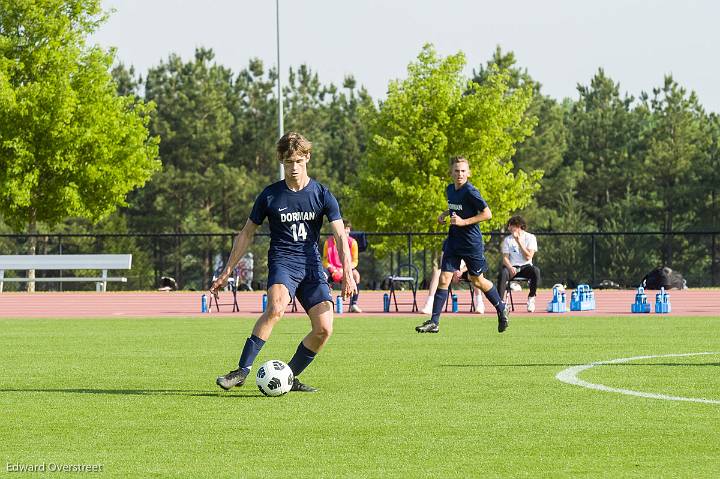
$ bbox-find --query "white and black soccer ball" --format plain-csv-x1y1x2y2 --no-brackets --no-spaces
256,359,294,397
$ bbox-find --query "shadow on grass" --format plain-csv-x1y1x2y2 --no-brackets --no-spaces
441,362,720,368
0,388,263,398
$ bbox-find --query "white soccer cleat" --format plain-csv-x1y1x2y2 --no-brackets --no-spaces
527,296,536,313
349,304,363,313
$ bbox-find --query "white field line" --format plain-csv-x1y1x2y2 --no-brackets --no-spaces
556,352,720,405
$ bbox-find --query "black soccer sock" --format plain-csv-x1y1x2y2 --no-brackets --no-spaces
238,334,265,374
431,288,449,325
351,292,359,306
483,285,505,312
288,341,317,377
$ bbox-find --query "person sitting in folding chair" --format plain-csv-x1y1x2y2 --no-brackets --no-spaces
236,252,254,291
498,215,540,312
323,220,362,312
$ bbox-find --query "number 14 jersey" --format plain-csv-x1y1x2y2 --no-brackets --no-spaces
249,179,342,268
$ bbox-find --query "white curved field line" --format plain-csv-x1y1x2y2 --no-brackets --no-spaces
556,352,720,404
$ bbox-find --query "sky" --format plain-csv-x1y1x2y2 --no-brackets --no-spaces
92,0,719,112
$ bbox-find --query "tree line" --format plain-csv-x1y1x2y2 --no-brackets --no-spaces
1,1,718,289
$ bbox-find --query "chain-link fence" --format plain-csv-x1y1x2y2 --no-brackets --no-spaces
0,231,718,291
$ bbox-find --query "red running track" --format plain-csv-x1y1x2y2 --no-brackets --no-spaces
0,289,718,318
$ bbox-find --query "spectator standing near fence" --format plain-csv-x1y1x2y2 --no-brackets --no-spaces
415,156,509,334
323,220,362,312
210,132,356,393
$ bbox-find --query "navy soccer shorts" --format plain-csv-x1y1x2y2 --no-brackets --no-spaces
441,252,488,277
267,263,333,311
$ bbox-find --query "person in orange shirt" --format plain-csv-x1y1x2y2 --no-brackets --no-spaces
323,220,362,312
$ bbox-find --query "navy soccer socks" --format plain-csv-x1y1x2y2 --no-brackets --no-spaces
238,334,266,374
483,285,505,313
431,288,449,325
288,341,317,377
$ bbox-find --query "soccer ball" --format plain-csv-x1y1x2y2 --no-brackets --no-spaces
256,359,294,396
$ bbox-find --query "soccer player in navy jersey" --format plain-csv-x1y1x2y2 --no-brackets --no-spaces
210,132,357,392
415,156,510,334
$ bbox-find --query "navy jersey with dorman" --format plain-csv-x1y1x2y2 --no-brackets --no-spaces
443,181,488,256
249,179,342,268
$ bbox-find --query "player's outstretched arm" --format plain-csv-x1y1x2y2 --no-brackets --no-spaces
329,219,357,300
210,219,259,293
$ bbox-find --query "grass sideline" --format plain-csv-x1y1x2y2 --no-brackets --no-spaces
2,314,719,478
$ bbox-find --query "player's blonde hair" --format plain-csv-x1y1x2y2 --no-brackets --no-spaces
277,132,312,161
449,156,469,169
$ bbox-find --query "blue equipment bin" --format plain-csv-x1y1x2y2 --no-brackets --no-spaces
547,286,567,313
655,287,671,314
631,286,651,313
570,284,596,311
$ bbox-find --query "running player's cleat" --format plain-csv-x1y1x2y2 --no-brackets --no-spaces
291,377,318,392
216,368,248,390
497,304,510,333
415,319,439,333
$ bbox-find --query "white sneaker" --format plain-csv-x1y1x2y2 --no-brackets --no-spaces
527,296,536,313
474,293,484,314
421,300,433,315
349,304,363,313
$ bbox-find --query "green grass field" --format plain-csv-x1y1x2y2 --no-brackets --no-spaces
2,314,719,478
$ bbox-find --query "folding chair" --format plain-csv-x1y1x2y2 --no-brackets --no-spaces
504,276,530,312
325,276,351,311
386,264,419,312
447,277,478,312
209,274,240,312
